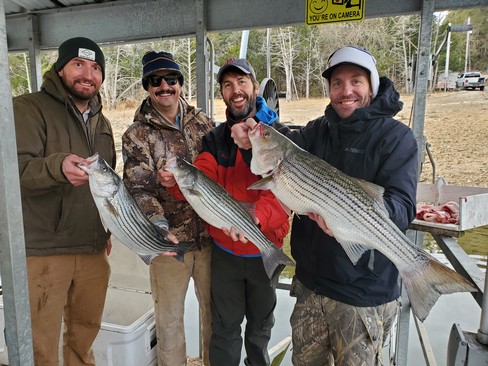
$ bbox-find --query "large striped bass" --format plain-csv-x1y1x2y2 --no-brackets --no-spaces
247,123,477,321
164,156,294,279
78,153,193,262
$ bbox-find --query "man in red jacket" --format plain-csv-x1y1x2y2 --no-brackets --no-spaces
160,58,290,366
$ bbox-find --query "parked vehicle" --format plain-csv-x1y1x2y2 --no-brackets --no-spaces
455,72,485,91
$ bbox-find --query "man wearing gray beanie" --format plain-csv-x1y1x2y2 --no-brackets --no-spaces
13,36,115,365
231,45,419,366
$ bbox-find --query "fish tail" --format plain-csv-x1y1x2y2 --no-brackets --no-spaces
401,257,477,322
175,253,185,262
262,246,295,280
174,241,196,262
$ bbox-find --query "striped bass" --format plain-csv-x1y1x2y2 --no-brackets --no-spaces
247,123,477,321
77,153,193,262
164,156,294,279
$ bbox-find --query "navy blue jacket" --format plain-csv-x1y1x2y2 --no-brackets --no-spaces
282,77,418,306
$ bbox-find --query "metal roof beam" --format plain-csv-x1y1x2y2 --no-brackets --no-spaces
6,0,488,51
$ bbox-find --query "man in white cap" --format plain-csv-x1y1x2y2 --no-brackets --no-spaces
231,46,419,366
14,36,115,365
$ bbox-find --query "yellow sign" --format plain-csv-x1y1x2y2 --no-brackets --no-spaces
306,0,365,25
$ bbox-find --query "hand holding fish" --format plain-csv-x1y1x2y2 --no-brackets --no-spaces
222,217,260,243
222,226,248,243
63,154,90,186
307,213,334,237
230,118,257,149
158,169,177,187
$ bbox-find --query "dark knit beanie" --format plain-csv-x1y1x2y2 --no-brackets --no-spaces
54,37,106,80
141,51,184,90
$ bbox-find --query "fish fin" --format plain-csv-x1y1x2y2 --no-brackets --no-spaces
153,225,171,239
138,254,157,265
187,188,204,197
173,241,196,262
103,198,119,217
353,179,389,214
239,202,257,217
400,253,478,322
278,201,292,217
339,240,370,265
248,176,275,191
174,253,185,262
261,244,295,280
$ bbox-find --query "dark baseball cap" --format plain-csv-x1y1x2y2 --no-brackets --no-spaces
217,58,256,83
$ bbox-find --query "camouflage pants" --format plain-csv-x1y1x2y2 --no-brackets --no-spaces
290,278,398,366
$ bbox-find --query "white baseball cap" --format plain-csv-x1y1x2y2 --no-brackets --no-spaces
322,46,380,99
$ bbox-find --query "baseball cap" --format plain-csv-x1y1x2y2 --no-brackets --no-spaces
217,58,256,83
322,46,380,98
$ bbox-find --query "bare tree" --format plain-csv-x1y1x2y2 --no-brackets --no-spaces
271,27,301,101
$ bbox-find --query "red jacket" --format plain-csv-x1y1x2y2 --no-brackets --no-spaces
169,121,290,256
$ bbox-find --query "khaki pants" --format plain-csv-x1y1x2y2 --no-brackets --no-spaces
150,245,212,366
290,278,398,366
27,252,110,366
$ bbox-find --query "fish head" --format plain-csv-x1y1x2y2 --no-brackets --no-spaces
77,153,120,198
248,122,286,177
164,157,196,189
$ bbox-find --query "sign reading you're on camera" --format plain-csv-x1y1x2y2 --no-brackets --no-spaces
306,0,365,25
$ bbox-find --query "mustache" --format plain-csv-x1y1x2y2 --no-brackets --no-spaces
155,89,176,96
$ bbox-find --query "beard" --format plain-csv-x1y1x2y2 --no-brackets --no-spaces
225,93,257,121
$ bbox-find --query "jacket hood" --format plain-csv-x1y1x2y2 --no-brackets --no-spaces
41,67,103,115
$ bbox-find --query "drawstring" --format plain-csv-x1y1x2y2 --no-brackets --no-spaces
368,250,375,271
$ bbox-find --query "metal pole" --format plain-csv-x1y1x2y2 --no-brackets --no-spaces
477,256,488,345
266,28,271,79
239,30,249,59
195,0,208,113
464,17,470,73
445,24,451,80
0,0,35,364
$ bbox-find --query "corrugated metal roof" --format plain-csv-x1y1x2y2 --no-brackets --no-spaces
4,0,115,16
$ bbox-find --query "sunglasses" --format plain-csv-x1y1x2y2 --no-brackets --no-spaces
147,74,179,87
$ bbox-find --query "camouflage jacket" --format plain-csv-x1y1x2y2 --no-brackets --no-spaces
122,96,214,250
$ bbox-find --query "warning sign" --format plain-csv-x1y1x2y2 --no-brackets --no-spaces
306,0,365,25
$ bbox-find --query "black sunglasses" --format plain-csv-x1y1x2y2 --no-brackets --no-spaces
147,74,179,87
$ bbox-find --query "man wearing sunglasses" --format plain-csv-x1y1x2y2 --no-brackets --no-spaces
122,51,214,366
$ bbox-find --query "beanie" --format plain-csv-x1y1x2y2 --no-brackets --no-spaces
54,37,105,80
217,58,256,84
141,51,184,90
322,46,380,99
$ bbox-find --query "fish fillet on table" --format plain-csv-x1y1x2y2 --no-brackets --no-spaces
164,156,294,280
247,122,477,321
78,153,194,263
